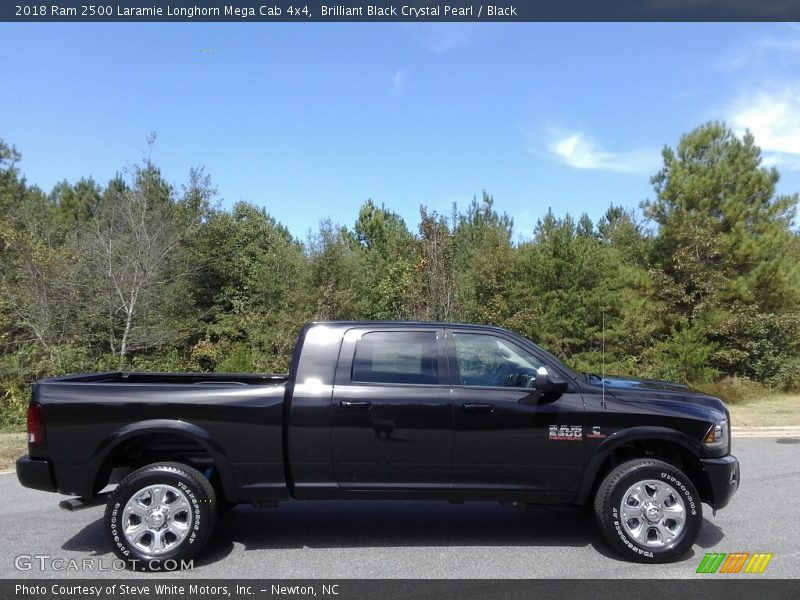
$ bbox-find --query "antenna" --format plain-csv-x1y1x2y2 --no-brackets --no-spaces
602,308,606,408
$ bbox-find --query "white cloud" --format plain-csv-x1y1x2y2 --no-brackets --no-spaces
715,25,800,72
391,68,407,96
754,36,800,54
727,86,800,170
545,130,659,174
409,23,476,53
707,23,800,170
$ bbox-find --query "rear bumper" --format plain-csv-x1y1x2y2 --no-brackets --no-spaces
16,455,57,493
700,454,739,510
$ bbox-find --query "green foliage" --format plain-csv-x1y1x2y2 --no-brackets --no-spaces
0,383,27,429
415,207,457,321
307,219,367,321
1,122,800,428
191,202,310,372
129,348,190,373
706,308,800,389
452,193,515,325
216,343,258,373
643,321,718,384
354,200,417,319
695,377,774,405
641,121,800,388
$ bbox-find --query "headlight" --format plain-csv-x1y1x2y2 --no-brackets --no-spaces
703,419,729,451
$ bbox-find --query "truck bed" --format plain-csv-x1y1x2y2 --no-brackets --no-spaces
30,370,290,500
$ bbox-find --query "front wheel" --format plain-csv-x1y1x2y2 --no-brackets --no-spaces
105,462,217,570
594,458,702,562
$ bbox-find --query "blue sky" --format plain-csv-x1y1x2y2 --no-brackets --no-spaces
1,22,799,240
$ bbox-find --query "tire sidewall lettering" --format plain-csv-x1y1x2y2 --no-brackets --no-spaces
660,471,697,516
610,506,653,557
176,481,201,543
108,501,130,556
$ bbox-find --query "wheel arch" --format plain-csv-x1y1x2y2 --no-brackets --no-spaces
89,420,236,501
576,427,705,506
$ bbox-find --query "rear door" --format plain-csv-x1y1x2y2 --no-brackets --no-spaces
448,329,585,498
331,327,452,489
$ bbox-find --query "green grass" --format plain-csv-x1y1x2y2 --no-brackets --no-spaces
695,377,776,405
0,432,25,472
728,394,800,428
694,379,800,426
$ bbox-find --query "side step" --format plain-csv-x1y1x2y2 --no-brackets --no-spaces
59,493,111,512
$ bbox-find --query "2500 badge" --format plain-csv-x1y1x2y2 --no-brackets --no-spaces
549,424,583,441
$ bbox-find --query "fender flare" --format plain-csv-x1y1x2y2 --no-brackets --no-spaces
89,419,237,500
575,426,700,505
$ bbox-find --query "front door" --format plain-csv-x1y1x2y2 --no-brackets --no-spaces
448,330,585,498
331,327,452,489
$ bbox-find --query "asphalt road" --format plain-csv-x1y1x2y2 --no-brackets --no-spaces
1,437,798,579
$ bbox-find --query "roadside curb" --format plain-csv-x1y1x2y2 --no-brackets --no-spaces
732,426,800,438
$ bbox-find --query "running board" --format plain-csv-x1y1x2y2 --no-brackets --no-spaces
59,493,110,512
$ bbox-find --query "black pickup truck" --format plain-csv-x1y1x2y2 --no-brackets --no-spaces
17,321,739,567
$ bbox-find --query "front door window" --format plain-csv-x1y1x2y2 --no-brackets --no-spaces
453,332,545,388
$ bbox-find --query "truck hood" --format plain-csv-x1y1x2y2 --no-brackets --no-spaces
594,375,728,416
601,376,693,393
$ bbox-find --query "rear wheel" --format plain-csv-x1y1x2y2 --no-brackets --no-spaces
594,458,702,562
105,462,217,570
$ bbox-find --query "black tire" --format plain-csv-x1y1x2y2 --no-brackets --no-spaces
105,462,217,570
594,458,702,563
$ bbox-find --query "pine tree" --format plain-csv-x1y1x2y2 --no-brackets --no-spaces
643,122,800,382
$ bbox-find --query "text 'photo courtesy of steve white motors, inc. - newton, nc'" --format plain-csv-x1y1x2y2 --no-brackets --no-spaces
15,583,334,598
26,4,517,19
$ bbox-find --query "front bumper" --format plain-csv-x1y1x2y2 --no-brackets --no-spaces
700,454,739,510
16,455,57,493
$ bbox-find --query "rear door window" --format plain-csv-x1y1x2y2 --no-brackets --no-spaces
352,331,438,385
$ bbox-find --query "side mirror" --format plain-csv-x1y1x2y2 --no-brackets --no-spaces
533,370,569,393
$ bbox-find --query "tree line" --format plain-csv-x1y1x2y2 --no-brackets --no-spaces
1,122,799,427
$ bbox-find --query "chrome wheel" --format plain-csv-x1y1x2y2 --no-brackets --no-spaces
619,479,686,548
121,484,192,556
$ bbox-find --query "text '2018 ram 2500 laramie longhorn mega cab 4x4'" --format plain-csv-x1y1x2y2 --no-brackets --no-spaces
17,322,739,568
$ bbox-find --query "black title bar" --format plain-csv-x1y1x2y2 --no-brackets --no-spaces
4,0,800,22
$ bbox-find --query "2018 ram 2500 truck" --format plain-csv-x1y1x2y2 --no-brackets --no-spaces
17,321,739,567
